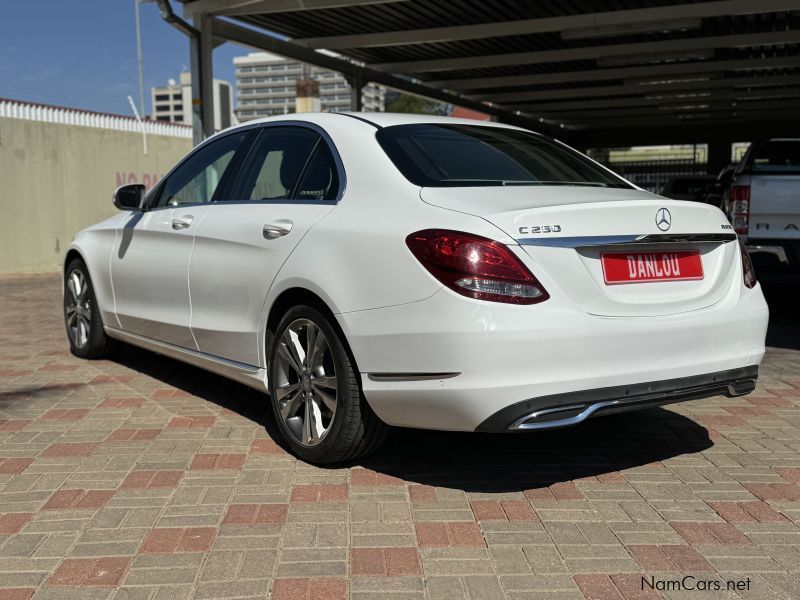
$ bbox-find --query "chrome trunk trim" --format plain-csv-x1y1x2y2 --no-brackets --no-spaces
516,233,737,248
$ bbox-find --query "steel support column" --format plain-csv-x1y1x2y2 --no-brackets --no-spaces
707,140,733,176
192,12,215,141
346,74,363,111
188,34,204,145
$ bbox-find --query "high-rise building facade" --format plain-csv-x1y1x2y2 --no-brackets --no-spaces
151,72,235,131
234,52,385,121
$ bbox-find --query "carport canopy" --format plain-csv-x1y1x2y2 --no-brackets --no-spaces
171,0,800,154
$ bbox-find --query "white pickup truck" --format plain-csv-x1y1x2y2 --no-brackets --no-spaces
725,139,800,284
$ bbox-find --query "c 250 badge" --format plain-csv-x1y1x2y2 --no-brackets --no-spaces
518,225,562,234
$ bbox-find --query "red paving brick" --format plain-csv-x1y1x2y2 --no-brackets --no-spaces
408,484,437,502
271,578,348,600
41,443,97,458
745,482,800,501
698,414,747,428
415,522,485,547
41,408,90,421
350,547,421,576
0,419,30,431
659,545,714,572
776,467,800,482
105,428,161,442
189,453,247,470
47,557,131,587
0,457,33,473
249,438,285,454
609,574,663,600
0,589,34,600
470,499,538,522
574,574,625,600
98,397,145,409
524,482,584,502
0,513,33,535
671,522,752,545
709,500,787,523
350,468,404,486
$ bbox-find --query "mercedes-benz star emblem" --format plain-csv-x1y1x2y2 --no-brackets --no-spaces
655,207,672,231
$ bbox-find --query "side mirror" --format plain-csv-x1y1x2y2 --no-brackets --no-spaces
113,184,146,211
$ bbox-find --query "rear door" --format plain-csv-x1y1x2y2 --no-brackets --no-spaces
188,124,341,366
111,130,252,348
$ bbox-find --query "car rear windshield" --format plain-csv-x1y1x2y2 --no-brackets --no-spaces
376,123,631,188
749,140,800,174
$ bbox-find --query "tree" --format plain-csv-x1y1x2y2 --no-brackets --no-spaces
386,93,447,115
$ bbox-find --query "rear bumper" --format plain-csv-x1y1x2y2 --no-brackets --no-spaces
339,279,768,432
476,366,758,432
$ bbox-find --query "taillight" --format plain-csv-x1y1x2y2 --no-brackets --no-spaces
738,238,757,289
406,229,549,305
730,185,750,235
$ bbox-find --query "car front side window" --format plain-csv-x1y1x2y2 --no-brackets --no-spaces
156,131,250,207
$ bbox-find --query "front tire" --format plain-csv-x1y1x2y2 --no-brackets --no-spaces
267,305,387,464
64,259,114,359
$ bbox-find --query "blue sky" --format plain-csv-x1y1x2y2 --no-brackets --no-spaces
0,1,247,116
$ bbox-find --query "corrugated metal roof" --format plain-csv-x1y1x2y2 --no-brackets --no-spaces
182,0,800,140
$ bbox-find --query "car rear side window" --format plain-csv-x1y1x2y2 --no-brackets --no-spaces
293,142,339,201
236,127,320,201
750,140,800,174
376,123,631,189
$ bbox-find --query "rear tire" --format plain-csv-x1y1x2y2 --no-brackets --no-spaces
267,304,388,464
64,259,114,359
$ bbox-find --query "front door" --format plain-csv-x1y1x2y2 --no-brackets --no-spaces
189,125,341,366
111,130,252,348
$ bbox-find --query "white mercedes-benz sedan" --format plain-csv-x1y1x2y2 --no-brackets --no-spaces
64,113,769,463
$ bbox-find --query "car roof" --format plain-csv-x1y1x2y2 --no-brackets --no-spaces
226,112,531,133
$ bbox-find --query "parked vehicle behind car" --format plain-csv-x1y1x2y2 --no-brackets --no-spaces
724,139,800,283
704,163,738,208
63,113,769,464
660,175,715,203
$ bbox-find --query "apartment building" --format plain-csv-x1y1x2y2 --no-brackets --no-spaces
234,52,385,121
151,72,235,131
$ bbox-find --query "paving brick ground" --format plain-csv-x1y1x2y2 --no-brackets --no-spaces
1,273,799,599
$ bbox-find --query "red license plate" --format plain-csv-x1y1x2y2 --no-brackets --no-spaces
601,250,704,285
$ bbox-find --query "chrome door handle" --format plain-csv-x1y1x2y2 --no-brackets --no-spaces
171,216,193,230
263,220,293,240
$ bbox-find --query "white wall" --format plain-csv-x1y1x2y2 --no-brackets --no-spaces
0,106,192,273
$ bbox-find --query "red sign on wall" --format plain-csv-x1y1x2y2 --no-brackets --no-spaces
116,172,162,192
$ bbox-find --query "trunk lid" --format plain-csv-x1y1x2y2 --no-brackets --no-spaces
421,186,739,317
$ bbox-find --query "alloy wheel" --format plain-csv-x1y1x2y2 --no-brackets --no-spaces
273,318,338,446
65,269,91,348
